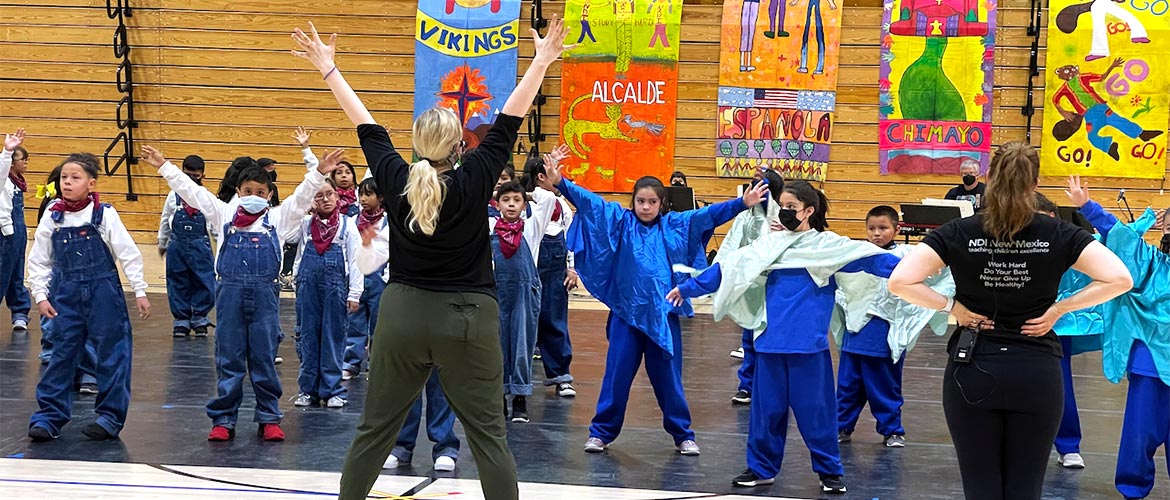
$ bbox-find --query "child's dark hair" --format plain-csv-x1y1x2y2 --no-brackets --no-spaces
257,157,276,169
783,180,830,231
235,165,272,189
1034,193,1059,215
521,156,545,191
218,156,258,202
332,160,357,183
630,176,668,213
500,164,516,182
13,146,28,160
322,177,338,190
495,180,527,201
37,165,64,220
358,177,381,198
57,153,101,179
182,154,206,171
866,205,900,224
762,170,785,201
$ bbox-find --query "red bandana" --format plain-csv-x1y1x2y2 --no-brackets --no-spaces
311,209,341,255
232,206,267,228
50,193,99,213
8,172,27,193
357,207,384,233
336,188,357,214
179,197,199,217
551,201,563,222
494,218,524,259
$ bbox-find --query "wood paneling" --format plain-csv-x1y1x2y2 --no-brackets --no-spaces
3,0,1167,245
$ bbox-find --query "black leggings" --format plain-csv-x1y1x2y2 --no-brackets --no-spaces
943,342,1063,500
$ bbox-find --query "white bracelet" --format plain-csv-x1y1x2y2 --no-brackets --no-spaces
940,296,954,313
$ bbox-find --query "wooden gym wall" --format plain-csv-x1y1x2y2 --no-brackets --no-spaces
2,0,1167,245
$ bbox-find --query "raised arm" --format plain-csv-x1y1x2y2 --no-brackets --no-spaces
142,145,229,229
355,223,390,276
276,150,343,238
1066,174,1119,238
292,24,375,126
839,252,902,279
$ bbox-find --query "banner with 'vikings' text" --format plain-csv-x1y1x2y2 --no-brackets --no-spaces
414,0,520,150
1040,0,1169,178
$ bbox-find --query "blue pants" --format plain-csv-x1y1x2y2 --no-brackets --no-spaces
836,351,905,437
1,190,30,321
749,351,844,478
206,280,283,427
799,0,826,73
295,246,349,401
1086,104,1143,155
589,313,694,445
165,237,216,330
536,234,572,385
392,370,460,462
1115,372,1170,500
344,272,385,373
737,328,756,393
1055,336,1083,455
493,237,541,396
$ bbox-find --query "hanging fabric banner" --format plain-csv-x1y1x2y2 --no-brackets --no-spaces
878,0,996,175
559,0,682,192
1040,0,1168,179
413,0,521,150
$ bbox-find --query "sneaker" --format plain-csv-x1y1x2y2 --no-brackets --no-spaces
731,390,751,405
382,454,403,469
326,396,347,408
342,370,355,381
192,325,209,337
82,423,115,440
292,393,315,407
838,430,852,443
79,382,99,395
207,425,234,441
510,396,530,423
583,437,607,453
676,439,701,456
1060,452,1086,469
884,434,906,448
730,347,745,359
28,425,56,442
819,474,847,494
533,349,542,360
732,469,774,487
173,327,190,338
259,423,285,441
435,456,456,472
12,319,28,332
556,382,577,398
274,356,283,365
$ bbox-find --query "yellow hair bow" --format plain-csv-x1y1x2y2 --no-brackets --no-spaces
36,183,57,200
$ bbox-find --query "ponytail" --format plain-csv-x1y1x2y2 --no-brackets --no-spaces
404,159,447,236
982,142,1039,241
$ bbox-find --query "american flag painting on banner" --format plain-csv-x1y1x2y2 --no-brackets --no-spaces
753,89,799,109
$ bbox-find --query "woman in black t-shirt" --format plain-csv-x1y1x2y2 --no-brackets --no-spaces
889,142,1132,500
293,19,573,500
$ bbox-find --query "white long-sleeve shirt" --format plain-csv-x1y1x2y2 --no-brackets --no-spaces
157,191,218,248
541,190,575,270
287,214,365,303
487,188,557,262
157,160,326,266
354,213,391,278
26,201,148,303
0,149,13,236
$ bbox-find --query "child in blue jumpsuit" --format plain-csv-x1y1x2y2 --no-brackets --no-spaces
552,165,767,455
25,151,152,441
157,155,217,338
1066,177,1170,500
343,177,388,380
143,144,336,442
290,178,363,408
491,180,558,422
671,181,902,494
1,141,32,333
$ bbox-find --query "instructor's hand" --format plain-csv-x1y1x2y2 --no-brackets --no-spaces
1021,305,1063,337
952,301,994,331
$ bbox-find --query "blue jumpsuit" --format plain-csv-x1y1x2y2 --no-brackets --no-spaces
295,218,352,402
492,234,541,396
164,195,216,332
536,228,574,386
558,178,747,445
1,182,31,324
836,317,906,438
344,217,387,374
29,204,134,438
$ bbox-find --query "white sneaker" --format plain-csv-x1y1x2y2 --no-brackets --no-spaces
12,319,28,332
292,393,314,407
383,454,400,469
583,437,607,453
676,439,701,456
326,396,347,408
557,382,577,398
1060,453,1085,469
730,347,744,359
274,356,283,365
341,370,354,381
434,456,456,472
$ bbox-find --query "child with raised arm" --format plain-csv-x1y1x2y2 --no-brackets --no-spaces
157,155,217,338
0,138,32,333
25,147,152,442
141,144,341,442
342,177,388,379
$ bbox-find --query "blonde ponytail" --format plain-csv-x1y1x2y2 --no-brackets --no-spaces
405,106,462,236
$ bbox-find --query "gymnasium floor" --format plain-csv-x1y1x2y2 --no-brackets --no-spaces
0,293,1164,499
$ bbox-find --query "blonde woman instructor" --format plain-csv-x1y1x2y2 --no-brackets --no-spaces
292,18,574,500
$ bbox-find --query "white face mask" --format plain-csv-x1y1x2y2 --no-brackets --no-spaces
238,195,269,214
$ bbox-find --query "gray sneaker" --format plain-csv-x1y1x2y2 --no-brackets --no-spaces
884,434,906,448
326,396,347,408
292,393,315,407
583,437,607,453
676,439,701,456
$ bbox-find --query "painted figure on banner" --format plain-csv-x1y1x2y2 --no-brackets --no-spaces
560,0,683,192
1041,0,1169,179
717,0,843,182
414,0,521,151
878,0,996,175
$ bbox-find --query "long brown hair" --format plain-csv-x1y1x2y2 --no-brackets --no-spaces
982,142,1039,241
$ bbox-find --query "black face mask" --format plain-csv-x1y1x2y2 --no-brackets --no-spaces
962,174,977,186
268,170,278,182
777,208,804,231
1160,234,1169,254
671,179,685,187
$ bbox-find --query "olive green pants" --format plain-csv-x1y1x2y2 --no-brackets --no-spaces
339,283,517,500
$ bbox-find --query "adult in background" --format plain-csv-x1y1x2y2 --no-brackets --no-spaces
945,158,987,210
889,142,1132,500
292,18,573,500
